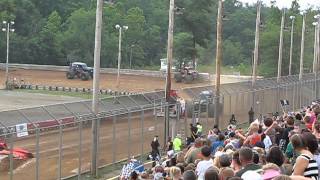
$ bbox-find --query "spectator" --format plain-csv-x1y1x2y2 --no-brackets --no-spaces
302,132,320,178
231,150,241,173
196,146,214,180
166,136,173,152
263,117,277,144
227,177,242,180
225,132,240,149
303,116,313,131
273,175,291,180
211,134,225,153
249,107,254,124
261,163,281,180
252,151,260,164
197,122,203,137
185,138,203,164
219,167,234,180
266,146,286,174
183,170,197,180
235,147,261,177
191,124,198,142
129,171,139,180
238,122,261,146
169,166,182,180
153,165,164,180
241,170,262,180
173,134,182,152
279,116,295,152
313,121,320,140
204,167,219,180
291,134,319,180
219,154,231,168
151,136,160,166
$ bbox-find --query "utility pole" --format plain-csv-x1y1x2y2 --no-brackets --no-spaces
116,26,122,88
164,0,174,143
115,25,128,89
214,0,223,127
251,1,261,119
252,1,261,87
289,16,295,76
91,0,103,177
2,21,14,88
299,13,306,81
312,22,318,100
313,22,318,73
129,45,135,69
277,9,285,83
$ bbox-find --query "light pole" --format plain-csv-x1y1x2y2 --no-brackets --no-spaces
299,12,306,81
2,21,15,88
91,0,103,177
289,15,295,76
252,0,261,87
277,9,285,83
314,14,320,99
214,0,224,128
115,25,128,88
129,44,135,69
312,22,318,73
315,14,320,72
164,0,175,143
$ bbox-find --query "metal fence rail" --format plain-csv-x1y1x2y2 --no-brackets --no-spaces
0,73,319,179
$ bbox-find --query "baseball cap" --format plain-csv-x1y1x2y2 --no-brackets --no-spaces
262,169,280,180
241,170,262,180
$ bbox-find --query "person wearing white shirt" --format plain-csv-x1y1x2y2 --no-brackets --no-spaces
196,146,213,180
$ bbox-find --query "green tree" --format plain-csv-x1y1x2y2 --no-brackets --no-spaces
174,32,193,67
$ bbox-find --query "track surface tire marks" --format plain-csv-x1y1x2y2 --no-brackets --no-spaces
0,69,213,92
1,112,164,180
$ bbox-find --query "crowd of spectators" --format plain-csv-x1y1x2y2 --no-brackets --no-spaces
120,101,320,180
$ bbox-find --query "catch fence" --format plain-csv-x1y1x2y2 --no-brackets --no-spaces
0,73,319,179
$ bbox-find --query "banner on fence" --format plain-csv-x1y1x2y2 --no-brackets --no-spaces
16,123,28,137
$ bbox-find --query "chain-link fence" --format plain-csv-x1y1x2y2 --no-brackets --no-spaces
0,73,319,179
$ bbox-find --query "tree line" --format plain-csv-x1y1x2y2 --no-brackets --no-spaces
0,0,318,77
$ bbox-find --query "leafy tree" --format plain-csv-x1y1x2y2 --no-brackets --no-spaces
174,32,193,67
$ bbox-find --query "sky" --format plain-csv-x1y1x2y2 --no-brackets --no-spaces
238,0,320,10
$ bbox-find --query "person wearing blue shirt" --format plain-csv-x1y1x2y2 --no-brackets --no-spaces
211,133,225,153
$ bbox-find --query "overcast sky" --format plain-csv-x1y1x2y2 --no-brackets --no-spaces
238,0,320,10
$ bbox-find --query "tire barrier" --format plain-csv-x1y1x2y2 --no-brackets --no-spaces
11,83,133,96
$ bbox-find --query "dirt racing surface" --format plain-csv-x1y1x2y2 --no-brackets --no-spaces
0,69,242,92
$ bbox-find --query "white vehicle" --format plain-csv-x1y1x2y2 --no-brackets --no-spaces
159,58,176,73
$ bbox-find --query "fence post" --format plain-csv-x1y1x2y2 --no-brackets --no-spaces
206,100,209,133
112,115,116,167
140,110,144,162
292,82,296,111
9,133,14,180
164,105,169,148
78,120,83,180
35,128,40,180
128,110,132,159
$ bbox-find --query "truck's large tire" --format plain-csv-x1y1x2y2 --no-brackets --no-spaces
185,74,194,84
81,72,90,81
66,72,75,79
174,73,183,83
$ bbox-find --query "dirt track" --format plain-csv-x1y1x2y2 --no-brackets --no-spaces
0,68,242,179
1,112,167,180
0,69,242,92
